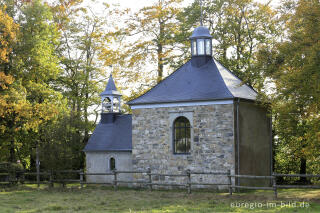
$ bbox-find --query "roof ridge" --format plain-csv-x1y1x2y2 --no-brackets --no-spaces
210,58,234,98
213,58,258,96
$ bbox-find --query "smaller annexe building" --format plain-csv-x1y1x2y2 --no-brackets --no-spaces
83,75,132,183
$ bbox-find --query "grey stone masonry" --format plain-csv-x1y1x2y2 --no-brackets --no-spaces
132,104,235,188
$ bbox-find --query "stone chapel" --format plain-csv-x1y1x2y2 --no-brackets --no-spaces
84,25,272,187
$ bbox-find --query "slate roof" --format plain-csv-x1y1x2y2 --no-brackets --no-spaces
128,57,257,105
83,113,132,152
190,26,212,39
100,74,122,96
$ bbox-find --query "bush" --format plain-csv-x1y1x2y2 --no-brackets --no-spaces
0,162,24,183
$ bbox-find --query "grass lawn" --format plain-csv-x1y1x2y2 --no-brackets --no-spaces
0,185,319,212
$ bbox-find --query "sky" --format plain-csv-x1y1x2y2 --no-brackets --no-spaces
84,0,281,119
110,0,281,11
84,0,281,17
87,0,282,93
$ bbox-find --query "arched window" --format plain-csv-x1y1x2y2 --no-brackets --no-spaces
173,116,191,154
109,157,116,170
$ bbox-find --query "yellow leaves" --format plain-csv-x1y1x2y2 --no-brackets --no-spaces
33,101,60,122
0,6,19,63
107,0,183,92
0,72,14,89
0,77,66,134
0,90,32,133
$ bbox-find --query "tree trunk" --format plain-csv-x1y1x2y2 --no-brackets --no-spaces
30,147,36,171
9,137,16,163
157,44,163,83
84,45,90,146
299,158,307,183
157,18,164,83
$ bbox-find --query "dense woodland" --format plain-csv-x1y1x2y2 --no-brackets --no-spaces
0,0,319,179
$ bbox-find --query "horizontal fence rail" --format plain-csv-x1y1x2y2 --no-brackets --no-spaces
1,169,320,198
274,173,320,178
273,173,320,191
83,173,113,176
230,175,273,179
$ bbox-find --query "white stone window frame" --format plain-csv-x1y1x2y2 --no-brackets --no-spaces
169,111,194,155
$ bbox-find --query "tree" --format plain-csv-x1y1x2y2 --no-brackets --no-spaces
52,0,115,168
262,0,320,179
107,0,184,95
0,4,30,163
180,0,278,92
0,0,66,167
0,5,18,64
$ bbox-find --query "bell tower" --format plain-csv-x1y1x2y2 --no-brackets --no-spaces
189,0,213,67
100,74,122,113
190,26,212,57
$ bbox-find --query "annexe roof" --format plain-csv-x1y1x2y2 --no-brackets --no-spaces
128,57,257,106
83,114,132,152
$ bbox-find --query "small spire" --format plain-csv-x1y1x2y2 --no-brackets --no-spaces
105,74,117,92
100,74,122,113
100,74,121,96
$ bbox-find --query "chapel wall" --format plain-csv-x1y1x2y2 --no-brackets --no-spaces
85,151,133,184
238,101,272,186
132,104,235,189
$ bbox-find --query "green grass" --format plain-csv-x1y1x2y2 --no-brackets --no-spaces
0,185,319,212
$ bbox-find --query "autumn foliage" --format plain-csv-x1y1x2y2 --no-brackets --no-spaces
0,0,319,177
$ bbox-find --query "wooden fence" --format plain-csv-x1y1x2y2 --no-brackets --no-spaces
1,169,320,198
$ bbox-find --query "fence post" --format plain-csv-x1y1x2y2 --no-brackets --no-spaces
49,170,53,188
20,170,25,185
113,169,117,190
8,169,15,186
58,171,65,188
272,173,277,199
147,167,152,191
186,169,191,194
80,169,84,189
47,171,50,188
36,145,40,188
228,169,232,195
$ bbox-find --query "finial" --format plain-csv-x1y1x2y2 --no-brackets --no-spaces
200,0,203,26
